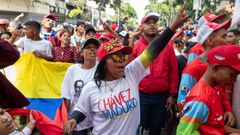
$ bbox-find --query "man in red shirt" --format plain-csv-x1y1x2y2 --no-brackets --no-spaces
132,13,178,134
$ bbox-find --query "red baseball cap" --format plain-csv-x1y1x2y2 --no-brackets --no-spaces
196,20,231,44
97,42,132,62
85,21,92,26
111,23,118,31
0,18,9,25
59,29,68,38
198,13,226,28
99,32,116,42
141,13,159,25
207,45,240,71
43,13,56,21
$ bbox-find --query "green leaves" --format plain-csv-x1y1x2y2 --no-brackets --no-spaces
68,7,83,18
145,2,181,26
145,0,230,25
120,3,137,18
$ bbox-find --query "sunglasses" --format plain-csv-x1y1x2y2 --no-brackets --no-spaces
110,54,129,63
44,18,56,25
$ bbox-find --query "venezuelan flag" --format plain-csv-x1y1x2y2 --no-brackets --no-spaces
12,53,71,127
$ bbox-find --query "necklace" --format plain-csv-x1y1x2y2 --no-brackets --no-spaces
105,79,120,92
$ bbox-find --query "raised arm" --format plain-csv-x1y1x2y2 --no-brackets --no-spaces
139,3,190,68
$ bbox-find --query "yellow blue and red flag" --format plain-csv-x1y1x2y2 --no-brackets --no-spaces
12,52,71,128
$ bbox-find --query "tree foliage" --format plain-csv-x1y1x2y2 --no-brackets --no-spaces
126,17,137,26
145,0,231,25
119,3,137,26
68,7,83,18
120,3,137,18
145,1,181,26
68,0,85,18
93,0,122,11
92,0,137,25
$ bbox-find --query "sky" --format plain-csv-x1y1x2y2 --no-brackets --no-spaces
128,0,149,24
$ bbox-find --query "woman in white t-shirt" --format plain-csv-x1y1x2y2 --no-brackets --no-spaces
62,38,99,135
63,4,189,135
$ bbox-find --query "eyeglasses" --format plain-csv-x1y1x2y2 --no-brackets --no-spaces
110,54,129,63
44,18,56,25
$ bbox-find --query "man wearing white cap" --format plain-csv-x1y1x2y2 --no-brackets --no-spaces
187,13,226,63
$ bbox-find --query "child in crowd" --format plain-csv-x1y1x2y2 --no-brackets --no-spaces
177,45,240,134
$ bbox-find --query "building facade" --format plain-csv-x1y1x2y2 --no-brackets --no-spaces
0,0,67,24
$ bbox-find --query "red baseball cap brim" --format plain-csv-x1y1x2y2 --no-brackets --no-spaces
43,14,56,21
209,13,226,22
141,15,159,25
212,20,231,31
0,19,9,25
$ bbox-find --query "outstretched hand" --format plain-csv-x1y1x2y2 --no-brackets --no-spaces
170,3,190,32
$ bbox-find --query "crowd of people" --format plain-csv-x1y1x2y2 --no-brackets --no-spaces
1,2,240,135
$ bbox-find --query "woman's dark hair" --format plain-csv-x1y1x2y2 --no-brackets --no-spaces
94,56,109,89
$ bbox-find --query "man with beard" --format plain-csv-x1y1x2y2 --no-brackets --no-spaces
131,14,178,135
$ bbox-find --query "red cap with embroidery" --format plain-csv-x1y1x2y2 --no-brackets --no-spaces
207,45,240,71
97,41,132,62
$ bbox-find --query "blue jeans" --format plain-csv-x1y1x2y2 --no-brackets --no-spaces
140,91,169,135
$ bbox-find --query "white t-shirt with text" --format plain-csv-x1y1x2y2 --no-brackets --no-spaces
74,57,149,135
